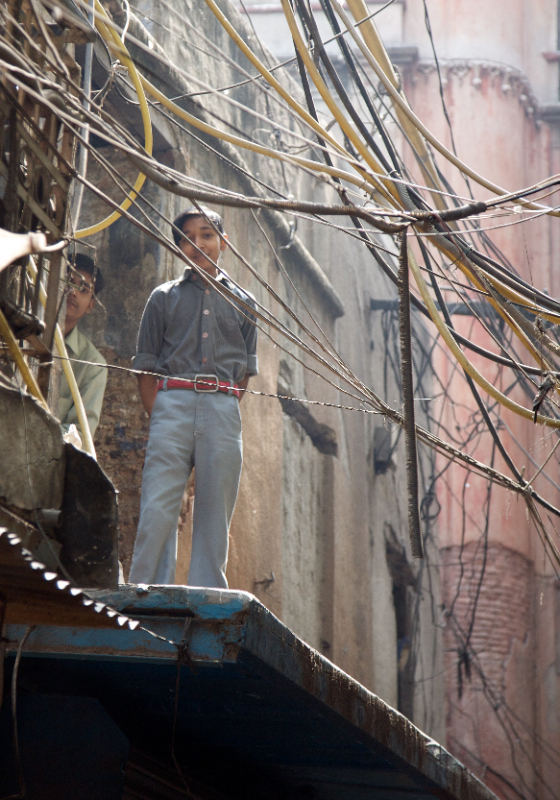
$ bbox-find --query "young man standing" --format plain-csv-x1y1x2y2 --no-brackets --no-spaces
59,253,107,438
128,208,258,588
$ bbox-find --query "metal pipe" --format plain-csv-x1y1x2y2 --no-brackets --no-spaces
398,232,424,558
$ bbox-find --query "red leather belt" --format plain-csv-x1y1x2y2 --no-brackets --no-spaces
157,374,241,399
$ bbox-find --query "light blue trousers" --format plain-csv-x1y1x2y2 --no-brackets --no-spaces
128,389,243,587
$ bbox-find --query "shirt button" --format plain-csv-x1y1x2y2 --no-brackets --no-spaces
203,309,210,315
205,289,210,295
202,332,209,338
202,357,208,363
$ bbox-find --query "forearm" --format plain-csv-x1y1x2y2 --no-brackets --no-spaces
138,374,159,417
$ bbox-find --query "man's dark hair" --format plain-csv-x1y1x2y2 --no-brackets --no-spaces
172,206,224,245
71,253,104,294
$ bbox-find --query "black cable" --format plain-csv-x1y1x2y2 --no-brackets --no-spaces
418,238,560,518
275,36,559,379
293,47,333,165
294,0,394,175
252,31,560,380
1,625,34,800
318,0,401,174
398,232,424,557
437,224,560,318
421,1,462,169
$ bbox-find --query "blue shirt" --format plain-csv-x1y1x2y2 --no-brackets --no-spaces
133,269,258,384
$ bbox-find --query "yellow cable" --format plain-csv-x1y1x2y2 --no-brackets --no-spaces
333,0,560,217
345,0,444,209
26,259,96,459
200,0,404,198
53,324,97,458
333,0,560,325
203,0,445,216
168,1,560,397
82,0,368,191
284,0,560,327
0,307,48,410
90,0,560,342
329,0,560,328
441,247,560,403
75,0,153,239
279,0,398,206
337,0,560,320
141,69,560,332
427,229,560,330
413,229,560,391
200,0,352,161
408,245,560,428
139,74,374,191
143,56,560,330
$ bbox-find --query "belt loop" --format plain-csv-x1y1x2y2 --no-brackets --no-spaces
163,377,169,392
228,380,234,397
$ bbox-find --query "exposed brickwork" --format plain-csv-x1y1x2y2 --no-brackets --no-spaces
94,348,149,577
441,542,535,798
442,542,533,691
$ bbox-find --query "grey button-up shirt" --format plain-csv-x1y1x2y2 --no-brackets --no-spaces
133,269,258,383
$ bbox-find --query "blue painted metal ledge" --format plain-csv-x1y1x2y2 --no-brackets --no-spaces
5,585,498,800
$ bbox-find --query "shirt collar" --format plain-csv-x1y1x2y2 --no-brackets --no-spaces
181,267,228,289
65,324,80,353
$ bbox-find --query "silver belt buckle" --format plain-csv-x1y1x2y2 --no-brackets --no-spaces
194,373,219,392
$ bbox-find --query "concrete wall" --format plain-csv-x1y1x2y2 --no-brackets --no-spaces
76,0,444,739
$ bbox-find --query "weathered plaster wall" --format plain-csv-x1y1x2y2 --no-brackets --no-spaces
403,0,558,104
76,0,444,739
215,0,560,790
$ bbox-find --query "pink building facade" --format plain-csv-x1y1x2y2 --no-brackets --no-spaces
400,3,560,798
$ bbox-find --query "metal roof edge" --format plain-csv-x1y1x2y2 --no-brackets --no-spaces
87,585,498,800
243,598,499,800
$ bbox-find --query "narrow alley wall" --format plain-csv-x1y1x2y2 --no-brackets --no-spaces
76,0,444,739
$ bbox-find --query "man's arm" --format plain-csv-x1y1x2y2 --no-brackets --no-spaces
239,292,258,400
138,373,158,417
238,374,250,401
134,289,165,418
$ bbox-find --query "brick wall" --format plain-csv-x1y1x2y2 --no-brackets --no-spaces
94,347,149,576
441,542,535,798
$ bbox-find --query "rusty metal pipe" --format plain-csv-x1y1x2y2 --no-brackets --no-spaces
398,231,424,559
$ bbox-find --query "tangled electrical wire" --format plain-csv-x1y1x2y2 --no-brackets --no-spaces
3,0,560,795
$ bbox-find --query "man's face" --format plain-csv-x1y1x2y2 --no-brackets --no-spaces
65,268,96,330
179,215,227,278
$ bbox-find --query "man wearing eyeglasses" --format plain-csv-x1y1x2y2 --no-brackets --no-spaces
58,253,107,439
